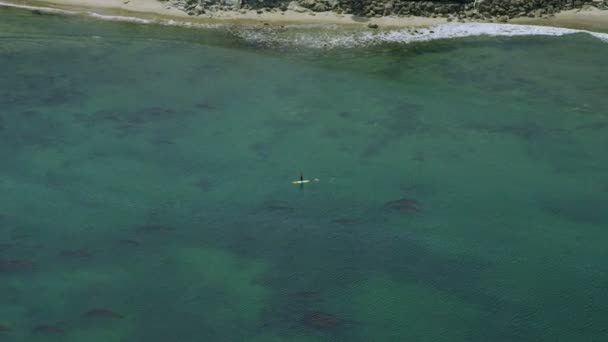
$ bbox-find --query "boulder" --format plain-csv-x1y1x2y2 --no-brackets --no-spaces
288,1,309,12
327,0,339,9
194,4,205,13
312,3,327,11
223,0,240,8
299,0,317,8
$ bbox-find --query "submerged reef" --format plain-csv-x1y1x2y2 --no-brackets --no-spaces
84,308,125,319
384,197,421,212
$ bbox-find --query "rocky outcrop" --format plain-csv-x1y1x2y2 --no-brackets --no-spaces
161,0,607,21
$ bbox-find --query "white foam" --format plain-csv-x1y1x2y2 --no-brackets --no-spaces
588,31,608,43
234,22,608,48
0,0,77,14
85,12,152,24
0,1,155,23
391,23,608,44
1,1,228,29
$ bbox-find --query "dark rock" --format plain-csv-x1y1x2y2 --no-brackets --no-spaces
194,4,205,14
135,224,174,233
302,311,343,329
313,3,328,11
368,22,379,28
84,308,124,319
164,0,586,20
299,0,316,8
0,259,34,272
263,200,293,211
32,324,65,334
59,249,93,259
384,198,421,212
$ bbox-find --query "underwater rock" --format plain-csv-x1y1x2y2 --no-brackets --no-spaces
302,311,342,329
0,243,14,251
0,259,34,272
84,308,124,319
337,111,352,119
195,102,216,110
249,142,272,159
292,291,320,297
79,106,185,131
332,218,359,225
58,249,92,259
0,324,10,332
135,224,174,233
384,198,420,212
31,324,65,334
575,122,608,131
118,238,140,246
263,200,293,211
469,122,545,140
195,178,215,192
542,196,608,225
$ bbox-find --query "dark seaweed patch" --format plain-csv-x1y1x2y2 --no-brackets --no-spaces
542,196,608,225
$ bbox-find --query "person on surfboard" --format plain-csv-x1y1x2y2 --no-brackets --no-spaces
292,173,318,185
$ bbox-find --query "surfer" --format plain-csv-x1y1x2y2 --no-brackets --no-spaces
292,173,319,185
292,173,308,185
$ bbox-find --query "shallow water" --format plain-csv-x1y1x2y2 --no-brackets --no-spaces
1,6,608,341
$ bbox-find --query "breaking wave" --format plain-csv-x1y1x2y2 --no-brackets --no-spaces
232,22,608,48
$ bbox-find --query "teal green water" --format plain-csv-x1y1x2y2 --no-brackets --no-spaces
2,7,608,341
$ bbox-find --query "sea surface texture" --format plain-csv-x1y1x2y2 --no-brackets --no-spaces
1,7,608,342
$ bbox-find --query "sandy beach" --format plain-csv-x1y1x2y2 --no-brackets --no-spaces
4,0,444,27
513,6,608,32
5,0,607,31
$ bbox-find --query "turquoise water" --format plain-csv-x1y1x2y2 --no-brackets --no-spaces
1,6,608,341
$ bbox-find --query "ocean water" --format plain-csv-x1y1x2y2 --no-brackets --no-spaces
1,6,608,341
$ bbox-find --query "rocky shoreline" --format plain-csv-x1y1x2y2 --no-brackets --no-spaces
163,0,607,24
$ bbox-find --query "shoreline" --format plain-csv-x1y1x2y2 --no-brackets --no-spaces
3,0,608,32
512,7,608,32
